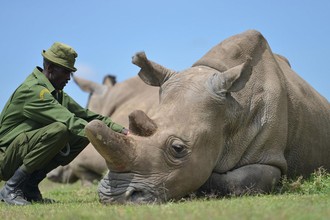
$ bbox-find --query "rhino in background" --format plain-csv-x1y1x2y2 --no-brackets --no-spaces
46,75,117,185
85,30,330,204
47,74,159,186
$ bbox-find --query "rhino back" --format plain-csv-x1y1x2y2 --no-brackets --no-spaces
204,30,330,178
277,57,330,177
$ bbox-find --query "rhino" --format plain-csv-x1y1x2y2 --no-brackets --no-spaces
85,30,330,204
47,74,159,186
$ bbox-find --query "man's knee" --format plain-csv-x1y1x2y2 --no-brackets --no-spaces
51,122,68,134
48,122,69,140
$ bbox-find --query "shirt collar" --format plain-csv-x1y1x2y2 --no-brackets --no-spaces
33,67,56,93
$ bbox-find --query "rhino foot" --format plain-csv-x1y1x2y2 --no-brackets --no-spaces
198,164,281,196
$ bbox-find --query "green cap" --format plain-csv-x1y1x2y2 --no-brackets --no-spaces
42,42,78,72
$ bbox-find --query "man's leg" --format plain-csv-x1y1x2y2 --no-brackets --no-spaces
0,122,69,205
24,131,89,202
0,167,30,205
42,133,89,174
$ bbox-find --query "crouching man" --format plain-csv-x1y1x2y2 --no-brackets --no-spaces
0,42,129,205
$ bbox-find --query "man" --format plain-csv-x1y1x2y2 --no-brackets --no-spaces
0,42,129,205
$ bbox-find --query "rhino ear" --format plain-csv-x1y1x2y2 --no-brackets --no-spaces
72,76,107,94
132,52,176,87
208,58,252,95
72,74,104,93
102,75,117,88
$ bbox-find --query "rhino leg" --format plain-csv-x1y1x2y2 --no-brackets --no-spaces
198,164,281,196
47,165,78,184
74,167,103,187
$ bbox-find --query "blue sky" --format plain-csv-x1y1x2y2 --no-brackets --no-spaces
1,0,329,110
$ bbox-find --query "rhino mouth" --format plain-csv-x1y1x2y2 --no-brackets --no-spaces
98,172,164,204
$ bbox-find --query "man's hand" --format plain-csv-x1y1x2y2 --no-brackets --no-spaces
121,128,130,135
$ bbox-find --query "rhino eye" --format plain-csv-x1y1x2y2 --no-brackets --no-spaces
171,144,187,158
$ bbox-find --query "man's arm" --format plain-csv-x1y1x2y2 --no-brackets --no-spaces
23,86,88,138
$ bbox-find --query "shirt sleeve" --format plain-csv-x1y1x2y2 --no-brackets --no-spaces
63,93,124,133
22,86,89,138
23,86,124,137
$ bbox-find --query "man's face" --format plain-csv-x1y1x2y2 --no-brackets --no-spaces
48,65,72,90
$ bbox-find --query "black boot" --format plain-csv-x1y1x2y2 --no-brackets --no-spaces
24,170,55,203
0,168,31,205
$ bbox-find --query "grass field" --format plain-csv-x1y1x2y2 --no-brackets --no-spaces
1,169,330,220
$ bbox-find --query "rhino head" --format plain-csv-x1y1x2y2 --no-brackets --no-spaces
72,74,117,112
85,30,267,204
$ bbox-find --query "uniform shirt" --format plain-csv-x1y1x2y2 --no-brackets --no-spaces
0,67,124,148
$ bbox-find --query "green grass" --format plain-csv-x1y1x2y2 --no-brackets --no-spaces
1,168,330,220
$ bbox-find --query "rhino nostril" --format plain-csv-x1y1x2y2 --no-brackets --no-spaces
125,188,142,198
130,190,144,201
125,188,147,203
125,187,158,204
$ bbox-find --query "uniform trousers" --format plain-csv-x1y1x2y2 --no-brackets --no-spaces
0,122,89,181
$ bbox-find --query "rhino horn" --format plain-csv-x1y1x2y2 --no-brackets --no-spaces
85,120,136,172
132,51,176,87
128,110,157,136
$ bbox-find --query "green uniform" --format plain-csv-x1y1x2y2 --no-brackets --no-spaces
0,67,124,181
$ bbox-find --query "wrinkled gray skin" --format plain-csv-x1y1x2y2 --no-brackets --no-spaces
85,30,330,204
47,75,159,186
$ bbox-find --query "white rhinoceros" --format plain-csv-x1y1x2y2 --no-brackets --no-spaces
47,74,159,186
85,30,330,204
